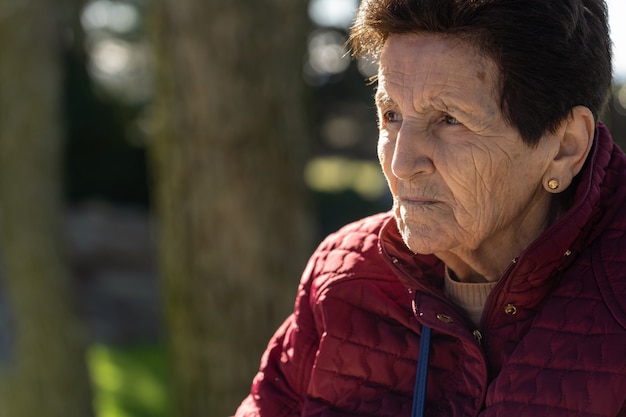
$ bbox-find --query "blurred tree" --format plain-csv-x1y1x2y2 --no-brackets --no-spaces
0,0,93,416
148,0,314,416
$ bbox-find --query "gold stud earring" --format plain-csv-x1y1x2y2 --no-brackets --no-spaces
547,179,560,190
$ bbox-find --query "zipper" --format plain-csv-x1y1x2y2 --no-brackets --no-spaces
470,257,518,352
393,254,488,350
478,257,518,330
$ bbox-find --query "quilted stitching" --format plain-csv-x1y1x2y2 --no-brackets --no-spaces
235,125,626,417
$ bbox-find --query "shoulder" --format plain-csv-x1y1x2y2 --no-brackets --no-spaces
583,132,626,328
316,211,392,255
300,212,415,336
309,211,393,276
303,212,398,294
593,228,626,330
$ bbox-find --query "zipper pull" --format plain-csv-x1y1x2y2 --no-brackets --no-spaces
473,330,483,346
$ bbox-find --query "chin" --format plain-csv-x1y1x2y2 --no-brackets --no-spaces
395,215,445,255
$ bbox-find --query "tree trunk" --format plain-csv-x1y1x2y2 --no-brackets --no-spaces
0,1,93,417
148,1,313,415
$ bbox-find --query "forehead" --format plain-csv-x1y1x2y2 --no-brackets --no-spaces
377,34,499,111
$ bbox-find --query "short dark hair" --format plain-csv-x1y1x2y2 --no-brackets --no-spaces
349,0,613,145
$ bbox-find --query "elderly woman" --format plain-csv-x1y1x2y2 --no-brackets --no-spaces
235,0,626,416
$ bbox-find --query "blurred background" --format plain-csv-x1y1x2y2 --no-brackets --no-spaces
0,1,624,416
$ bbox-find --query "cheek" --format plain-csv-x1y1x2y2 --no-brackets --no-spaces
378,134,395,179
377,132,393,160
438,149,485,195
439,147,512,219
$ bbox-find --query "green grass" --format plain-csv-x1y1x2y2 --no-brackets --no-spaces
87,344,171,417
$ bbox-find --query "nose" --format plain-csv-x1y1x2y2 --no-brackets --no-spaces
391,123,435,179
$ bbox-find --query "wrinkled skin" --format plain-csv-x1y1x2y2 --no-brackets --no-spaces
376,34,565,282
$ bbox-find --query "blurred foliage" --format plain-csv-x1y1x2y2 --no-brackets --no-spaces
88,344,170,417
62,0,391,241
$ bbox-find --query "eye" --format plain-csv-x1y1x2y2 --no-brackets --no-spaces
383,110,401,123
443,114,460,125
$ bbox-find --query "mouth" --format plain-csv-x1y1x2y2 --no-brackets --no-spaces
397,196,440,205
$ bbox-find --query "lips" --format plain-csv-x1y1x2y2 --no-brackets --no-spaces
403,197,438,204
394,182,446,206
396,195,440,205
395,196,441,210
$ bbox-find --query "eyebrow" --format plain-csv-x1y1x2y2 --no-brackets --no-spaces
375,89,484,123
375,89,455,112
374,91,395,108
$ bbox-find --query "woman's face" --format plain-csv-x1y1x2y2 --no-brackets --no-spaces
377,34,561,263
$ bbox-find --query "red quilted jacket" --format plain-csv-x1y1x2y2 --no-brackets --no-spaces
235,124,626,416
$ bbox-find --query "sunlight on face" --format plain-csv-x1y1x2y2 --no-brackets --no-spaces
376,34,561,261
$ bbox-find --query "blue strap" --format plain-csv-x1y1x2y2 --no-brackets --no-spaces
411,325,431,417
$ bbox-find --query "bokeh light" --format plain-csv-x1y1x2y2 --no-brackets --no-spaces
308,0,358,29
81,0,140,34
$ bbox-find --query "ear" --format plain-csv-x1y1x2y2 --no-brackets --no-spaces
543,106,595,193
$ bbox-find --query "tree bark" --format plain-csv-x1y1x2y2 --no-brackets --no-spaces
0,1,93,417
148,0,314,415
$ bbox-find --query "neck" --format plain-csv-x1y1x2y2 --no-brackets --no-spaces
436,198,556,283
436,250,512,283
